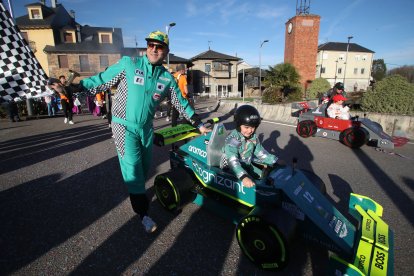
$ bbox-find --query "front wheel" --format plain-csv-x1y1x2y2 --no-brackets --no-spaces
340,127,369,148
154,168,195,212
296,120,317,138
236,208,294,271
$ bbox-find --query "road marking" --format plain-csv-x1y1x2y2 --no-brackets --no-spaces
262,120,296,128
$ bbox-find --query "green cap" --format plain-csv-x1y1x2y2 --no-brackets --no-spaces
145,30,169,47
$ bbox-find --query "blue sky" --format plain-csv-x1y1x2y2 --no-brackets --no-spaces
8,0,414,69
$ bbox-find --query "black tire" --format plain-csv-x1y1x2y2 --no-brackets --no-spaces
236,207,295,271
296,120,317,138
340,127,369,148
154,168,196,212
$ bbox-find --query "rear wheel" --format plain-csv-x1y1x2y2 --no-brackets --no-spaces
340,127,369,148
154,168,196,212
236,207,295,271
296,120,317,138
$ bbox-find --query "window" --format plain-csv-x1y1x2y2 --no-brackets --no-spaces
339,53,345,60
31,9,41,19
355,55,360,61
99,33,112,44
205,63,211,73
101,34,110,43
64,32,74,43
227,85,232,93
58,55,68,68
21,32,29,42
79,55,90,72
320,67,326,74
361,68,365,75
362,55,367,61
100,55,109,68
322,53,328,60
205,85,211,93
213,61,230,71
338,68,342,74
354,68,358,74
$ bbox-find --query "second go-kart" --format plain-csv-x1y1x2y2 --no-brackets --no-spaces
153,119,394,274
293,101,395,149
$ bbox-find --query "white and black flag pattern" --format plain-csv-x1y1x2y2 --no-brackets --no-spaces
0,2,48,103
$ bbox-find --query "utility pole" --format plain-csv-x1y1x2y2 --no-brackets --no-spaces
259,40,269,96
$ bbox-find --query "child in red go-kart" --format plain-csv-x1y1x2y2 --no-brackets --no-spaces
327,94,351,120
220,105,285,188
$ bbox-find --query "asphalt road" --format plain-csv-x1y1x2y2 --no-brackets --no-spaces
1,99,413,275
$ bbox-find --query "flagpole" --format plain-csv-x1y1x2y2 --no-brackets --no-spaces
6,0,14,18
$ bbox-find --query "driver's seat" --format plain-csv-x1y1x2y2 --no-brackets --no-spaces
206,123,227,167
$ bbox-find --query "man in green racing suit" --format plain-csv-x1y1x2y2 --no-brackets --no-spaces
80,31,209,233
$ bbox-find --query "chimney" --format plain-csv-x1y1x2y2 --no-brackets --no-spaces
69,9,75,19
51,0,57,8
76,25,81,43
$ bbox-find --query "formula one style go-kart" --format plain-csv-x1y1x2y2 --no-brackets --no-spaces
153,120,394,274
293,102,395,150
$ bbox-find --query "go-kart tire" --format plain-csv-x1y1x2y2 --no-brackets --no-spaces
154,168,196,212
339,127,369,148
296,120,317,138
236,207,295,271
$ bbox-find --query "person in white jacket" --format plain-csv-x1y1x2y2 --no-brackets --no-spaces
327,94,351,120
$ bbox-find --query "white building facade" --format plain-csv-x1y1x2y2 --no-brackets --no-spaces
316,42,374,91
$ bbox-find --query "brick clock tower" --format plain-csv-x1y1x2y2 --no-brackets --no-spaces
284,8,320,90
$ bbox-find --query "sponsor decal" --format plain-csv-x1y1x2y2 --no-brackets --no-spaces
156,82,165,92
322,132,327,137
188,145,207,158
375,250,386,270
153,93,161,101
192,161,246,195
134,76,144,85
135,69,144,76
358,255,366,269
159,76,170,82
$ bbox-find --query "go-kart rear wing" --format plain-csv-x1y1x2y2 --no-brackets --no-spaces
153,118,221,146
271,167,394,275
328,194,394,275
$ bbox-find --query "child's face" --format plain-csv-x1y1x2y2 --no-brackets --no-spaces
240,125,256,138
335,100,344,104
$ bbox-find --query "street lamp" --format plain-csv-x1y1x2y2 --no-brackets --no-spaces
259,40,269,96
334,59,339,83
165,22,176,70
343,36,353,87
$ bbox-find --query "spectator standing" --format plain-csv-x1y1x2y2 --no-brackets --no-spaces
171,64,188,126
48,78,75,124
44,94,55,117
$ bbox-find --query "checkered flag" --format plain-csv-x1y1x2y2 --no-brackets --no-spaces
0,2,48,103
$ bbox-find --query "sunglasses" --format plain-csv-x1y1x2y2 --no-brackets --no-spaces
147,42,166,51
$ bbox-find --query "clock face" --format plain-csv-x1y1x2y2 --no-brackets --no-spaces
288,22,293,34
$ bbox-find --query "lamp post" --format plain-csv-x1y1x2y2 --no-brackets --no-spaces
165,22,176,70
259,40,269,96
343,36,353,87
334,59,339,83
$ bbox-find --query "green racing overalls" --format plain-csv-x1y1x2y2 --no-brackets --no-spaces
81,55,201,194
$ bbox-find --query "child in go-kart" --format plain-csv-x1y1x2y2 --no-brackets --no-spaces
327,94,351,120
220,105,284,188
